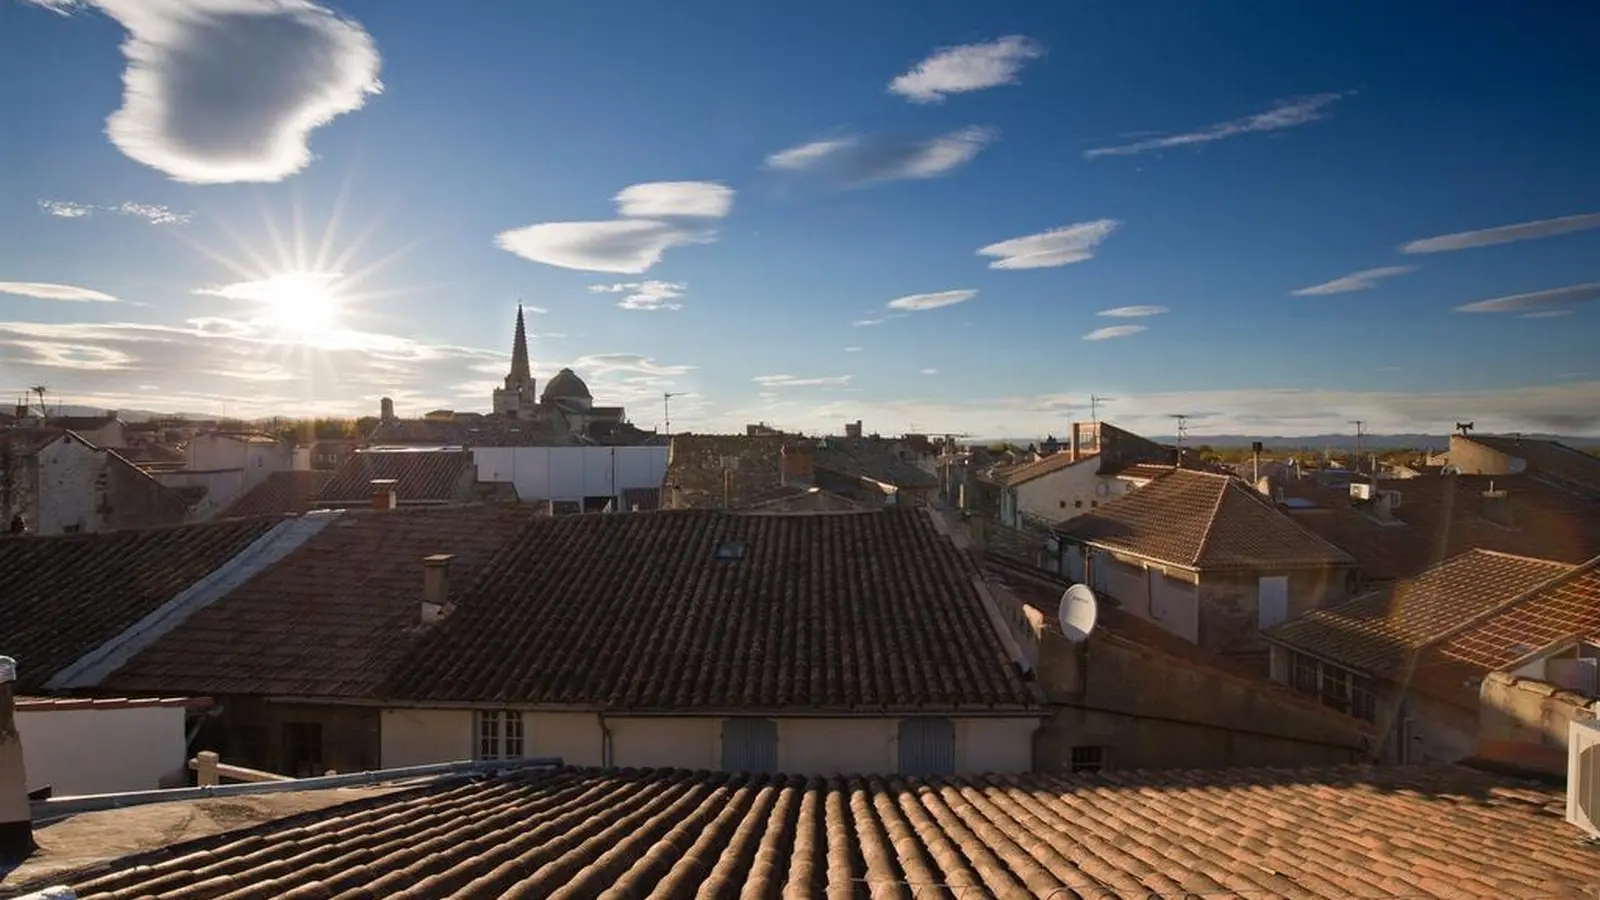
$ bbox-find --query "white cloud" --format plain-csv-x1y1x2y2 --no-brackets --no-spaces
19,0,78,14
588,280,687,311
47,0,381,184
1085,93,1350,159
1083,325,1147,341
1400,212,1600,254
38,200,94,218
1097,305,1169,318
978,220,1119,270
843,346,863,352
1290,266,1417,296
495,220,712,274
37,199,191,224
886,290,977,312
763,126,997,186
193,271,339,302
612,181,733,219
1454,283,1600,314
852,316,901,327
889,35,1044,103
765,137,857,171
0,282,118,302
1520,310,1574,319
752,374,853,388
920,368,938,376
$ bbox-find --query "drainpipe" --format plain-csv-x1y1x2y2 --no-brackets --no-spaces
597,712,613,767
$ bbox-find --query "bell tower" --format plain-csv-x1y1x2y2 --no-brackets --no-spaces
492,303,538,418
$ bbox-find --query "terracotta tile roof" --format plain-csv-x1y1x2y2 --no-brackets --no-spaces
664,433,799,508
619,486,661,510
390,508,1035,711
14,695,213,711
1266,549,1576,681
999,449,1090,485
1057,469,1354,570
317,448,474,503
103,505,537,698
0,517,280,691
218,470,333,518
813,436,939,488
1463,433,1600,494
56,765,1598,900
1283,473,1600,581
1437,557,1600,672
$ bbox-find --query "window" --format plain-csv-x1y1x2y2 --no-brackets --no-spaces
475,710,524,760
715,541,747,561
1291,652,1320,696
1059,500,1067,509
721,718,777,772
282,722,324,777
898,718,956,776
1069,746,1106,774
1290,652,1377,723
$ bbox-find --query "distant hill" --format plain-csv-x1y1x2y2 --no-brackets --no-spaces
975,432,1600,451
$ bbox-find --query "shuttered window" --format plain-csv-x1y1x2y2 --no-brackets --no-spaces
898,717,956,776
720,718,778,773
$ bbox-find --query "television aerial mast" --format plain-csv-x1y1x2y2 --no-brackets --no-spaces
1089,394,1115,424
662,392,685,435
1169,413,1193,464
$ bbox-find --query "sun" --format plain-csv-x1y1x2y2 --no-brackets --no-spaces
249,271,344,337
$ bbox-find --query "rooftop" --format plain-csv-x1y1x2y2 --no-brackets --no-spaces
217,469,333,519
25,764,1597,899
388,508,1035,711
1265,549,1579,691
317,448,474,504
0,516,281,692
1460,433,1600,495
1056,468,1355,570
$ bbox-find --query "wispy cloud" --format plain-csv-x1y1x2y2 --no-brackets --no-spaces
194,272,340,302
1083,325,1147,341
1085,93,1350,159
1400,212,1600,254
496,180,731,274
1520,310,1574,319
764,126,997,187
886,289,977,312
38,199,193,224
888,36,1044,104
752,374,853,388
46,0,382,183
588,280,687,311
843,346,863,352
978,220,1119,270
1097,305,1169,318
1454,283,1600,314
1290,265,1417,296
0,282,118,303
612,182,733,219
920,368,939,376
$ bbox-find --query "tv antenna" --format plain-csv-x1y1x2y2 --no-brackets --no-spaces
1455,421,1474,436
28,384,50,418
1058,584,1099,643
1349,420,1365,473
662,392,685,435
1089,394,1115,423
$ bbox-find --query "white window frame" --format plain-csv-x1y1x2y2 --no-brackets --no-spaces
475,710,525,760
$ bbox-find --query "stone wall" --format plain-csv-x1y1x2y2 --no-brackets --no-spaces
1477,670,1598,776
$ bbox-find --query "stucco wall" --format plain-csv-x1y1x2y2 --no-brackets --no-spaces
379,709,1036,774
474,446,667,505
1476,671,1598,775
34,435,99,534
154,469,247,520
1196,566,1354,657
1447,435,1522,475
19,706,189,795
1035,630,1369,771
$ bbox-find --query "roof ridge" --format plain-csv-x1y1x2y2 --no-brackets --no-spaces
1190,471,1233,567
1465,547,1575,565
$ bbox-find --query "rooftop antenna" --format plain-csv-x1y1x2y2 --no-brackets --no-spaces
28,384,49,418
662,392,685,435
1168,413,1192,464
1455,421,1475,436
1349,420,1365,475
1058,584,1099,643
1089,394,1115,424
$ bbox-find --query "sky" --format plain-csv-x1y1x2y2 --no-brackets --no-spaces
1,0,1598,439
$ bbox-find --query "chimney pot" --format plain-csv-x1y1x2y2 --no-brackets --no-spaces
422,554,454,623
371,478,398,510
0,656,35,862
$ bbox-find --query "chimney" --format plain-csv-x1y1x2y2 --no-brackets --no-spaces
845,420,863,439
371,478,398,510
1481,484,1513,527
1069,422,1082,463
0,656,34,862
421,554,453,624
380,397,395,424
781,443,814,485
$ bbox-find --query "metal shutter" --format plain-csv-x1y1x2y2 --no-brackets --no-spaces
898,717,956,776
720,718,778,773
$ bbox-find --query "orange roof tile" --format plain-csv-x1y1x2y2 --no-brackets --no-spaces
53,765,1599,899
1057,469,1354,570
318,448,474,503
998,449,1091,485
1437,558,1600,672
1266,549,1576,681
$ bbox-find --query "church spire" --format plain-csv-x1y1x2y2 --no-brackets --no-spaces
509,302,531,384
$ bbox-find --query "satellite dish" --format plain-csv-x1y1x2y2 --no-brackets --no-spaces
1058,584,1099,643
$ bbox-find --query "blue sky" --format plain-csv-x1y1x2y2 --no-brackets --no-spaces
2,0,1597,437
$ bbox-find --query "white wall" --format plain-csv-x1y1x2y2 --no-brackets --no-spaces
154,469,246,520
1012,463,1144,528
33,436,100,534
19,706,189,796
474,446,668,505
379,708,1037,774
1089,551,1199,644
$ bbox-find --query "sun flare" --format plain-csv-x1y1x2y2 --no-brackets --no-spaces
252,271,343,336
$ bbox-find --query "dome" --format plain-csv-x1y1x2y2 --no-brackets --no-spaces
540,367,592,402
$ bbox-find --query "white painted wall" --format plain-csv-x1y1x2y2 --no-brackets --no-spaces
33,435,100,535
1089,551,1199,644
19,706,189,796
186,436,290,492
1011,463,1148,528
474,446,668,505
153,469,246,521
379,709,1038,774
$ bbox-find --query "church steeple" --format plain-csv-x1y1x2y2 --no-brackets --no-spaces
508,302,531,386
